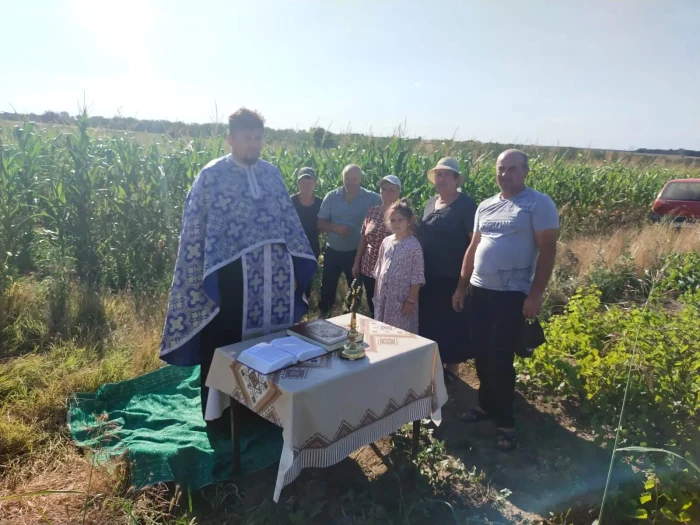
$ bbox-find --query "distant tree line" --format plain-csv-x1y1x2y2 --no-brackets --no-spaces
1,111,696,161
0,110,315,142
0,111,409,149
635,148,700,158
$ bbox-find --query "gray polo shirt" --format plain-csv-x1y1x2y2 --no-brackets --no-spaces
471,188,559,294
318,187,382,252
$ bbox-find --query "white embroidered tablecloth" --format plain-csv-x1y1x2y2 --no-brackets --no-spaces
205,314,448,502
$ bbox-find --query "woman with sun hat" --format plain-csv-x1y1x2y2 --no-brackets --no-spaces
416,157,478,382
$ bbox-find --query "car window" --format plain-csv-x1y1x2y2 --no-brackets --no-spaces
660,182,700,202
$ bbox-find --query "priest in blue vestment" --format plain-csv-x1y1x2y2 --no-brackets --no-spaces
159,108,317,432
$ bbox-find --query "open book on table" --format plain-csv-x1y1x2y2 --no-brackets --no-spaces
236,336,325,375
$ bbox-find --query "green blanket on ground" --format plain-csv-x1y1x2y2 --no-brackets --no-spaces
68,365,282,490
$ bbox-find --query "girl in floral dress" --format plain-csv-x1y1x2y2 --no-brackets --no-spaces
373,201,425,333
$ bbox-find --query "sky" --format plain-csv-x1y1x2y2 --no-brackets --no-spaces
2,0,699,150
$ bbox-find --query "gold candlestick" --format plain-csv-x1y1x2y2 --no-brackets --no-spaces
341,279,366,360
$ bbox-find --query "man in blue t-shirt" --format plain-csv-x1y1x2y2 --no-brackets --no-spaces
452,149,559,451
317,164,382,316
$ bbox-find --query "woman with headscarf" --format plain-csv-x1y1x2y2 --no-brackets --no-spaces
416,158,478,382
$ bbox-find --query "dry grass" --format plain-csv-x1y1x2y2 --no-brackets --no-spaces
0,279,175,525
0,441,186,525
1,443,125,525
562,223,700,279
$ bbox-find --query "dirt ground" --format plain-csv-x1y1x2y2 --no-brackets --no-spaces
431,366,612,523
191,364,618,525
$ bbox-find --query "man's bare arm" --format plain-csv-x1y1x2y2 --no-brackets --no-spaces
523,228,559,318
530,229,559,297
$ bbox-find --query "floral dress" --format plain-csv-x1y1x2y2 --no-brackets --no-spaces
360,205,391,277
373,235,425,333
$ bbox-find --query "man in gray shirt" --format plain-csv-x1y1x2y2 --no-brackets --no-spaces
318,164,382,316
452,149,559,451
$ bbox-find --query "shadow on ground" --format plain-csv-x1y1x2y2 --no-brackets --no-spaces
190,414,512,525
436,369,632,522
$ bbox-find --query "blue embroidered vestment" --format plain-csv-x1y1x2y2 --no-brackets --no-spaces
160,155,318,365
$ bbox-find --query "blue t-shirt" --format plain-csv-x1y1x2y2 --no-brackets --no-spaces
318,187,382,251
471,188,559,294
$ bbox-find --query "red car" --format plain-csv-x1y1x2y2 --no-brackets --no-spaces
651,179,700,222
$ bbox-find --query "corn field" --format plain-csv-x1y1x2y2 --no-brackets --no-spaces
0,113,693,292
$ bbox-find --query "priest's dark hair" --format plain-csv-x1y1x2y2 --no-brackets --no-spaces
228,108,265,135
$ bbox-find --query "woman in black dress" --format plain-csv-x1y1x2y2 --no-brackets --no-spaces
416,157,478,380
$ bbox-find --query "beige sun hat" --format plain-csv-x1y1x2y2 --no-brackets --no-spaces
427,157,464,185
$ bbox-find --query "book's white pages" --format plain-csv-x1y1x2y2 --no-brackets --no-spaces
237,342,297,375
270,336,324,362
